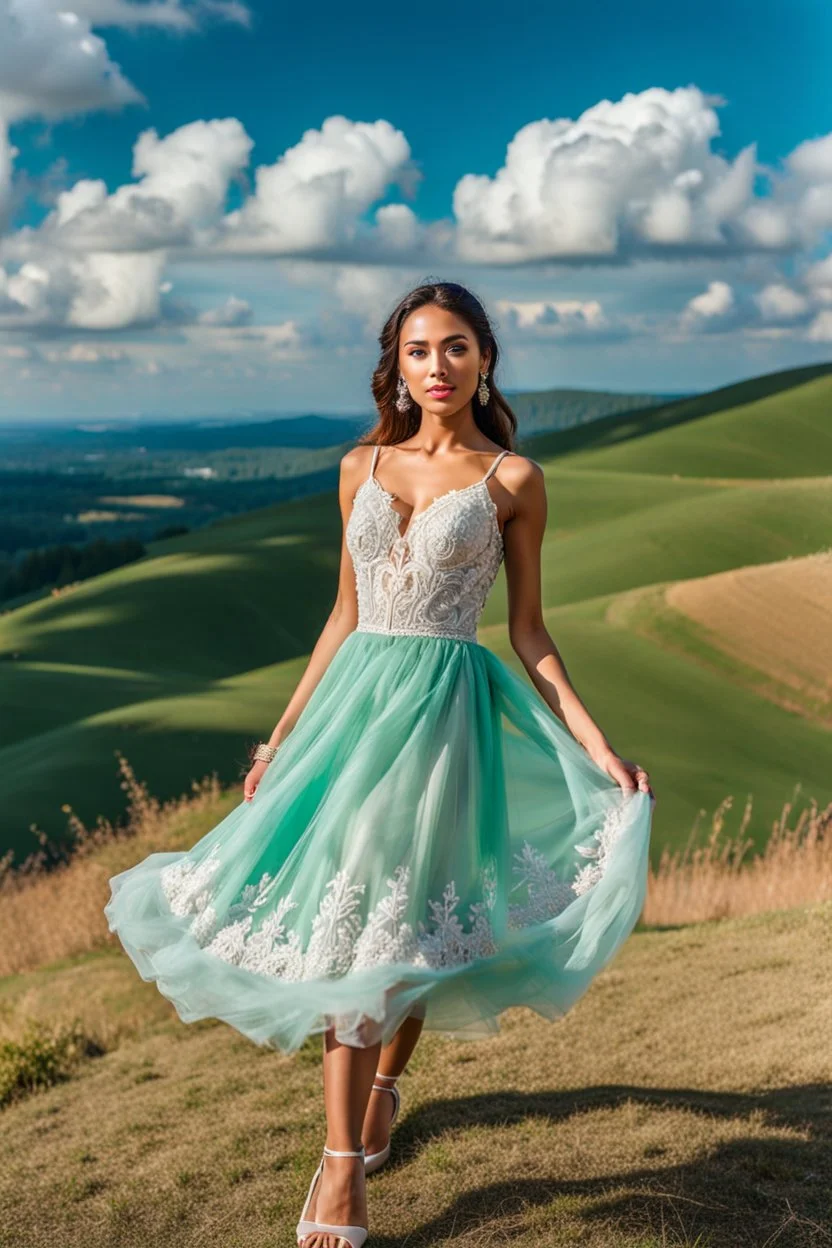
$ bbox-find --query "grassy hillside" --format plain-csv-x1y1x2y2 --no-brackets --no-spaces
528,361,832,472
1,362,830,860
1,902,829,1247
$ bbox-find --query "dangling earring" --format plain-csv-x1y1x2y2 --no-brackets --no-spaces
396,375,412,413
477,369,490,406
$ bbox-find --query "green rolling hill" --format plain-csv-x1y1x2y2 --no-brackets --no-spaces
532,360,832,475
1,362,830,863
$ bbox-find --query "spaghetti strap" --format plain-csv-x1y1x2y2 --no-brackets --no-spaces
483,448,512,482
368,444,380,480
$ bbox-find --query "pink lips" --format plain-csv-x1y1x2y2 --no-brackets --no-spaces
427,386,454,397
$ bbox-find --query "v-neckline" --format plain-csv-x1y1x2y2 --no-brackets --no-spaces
366,473,501,543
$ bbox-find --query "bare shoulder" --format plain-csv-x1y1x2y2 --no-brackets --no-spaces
340,443,375,473
339,443,376,491
501,452,545,494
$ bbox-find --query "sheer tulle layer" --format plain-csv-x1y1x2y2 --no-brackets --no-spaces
104,629,653,1053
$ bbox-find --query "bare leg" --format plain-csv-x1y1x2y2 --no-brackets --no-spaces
300,1026,380,1248
361,1011,424,1157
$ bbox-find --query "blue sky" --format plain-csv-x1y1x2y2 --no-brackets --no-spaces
1,0,831,421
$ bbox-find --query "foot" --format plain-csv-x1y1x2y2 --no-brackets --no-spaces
298,1150,367,1248
361,1072,398,1158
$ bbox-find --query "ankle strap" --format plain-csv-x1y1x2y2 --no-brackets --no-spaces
373,1072,399,1083
323,1144,365,1157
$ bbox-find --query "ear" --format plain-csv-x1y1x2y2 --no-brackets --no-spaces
481,348,492,375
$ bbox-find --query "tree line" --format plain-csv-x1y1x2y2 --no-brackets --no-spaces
0,527,188,605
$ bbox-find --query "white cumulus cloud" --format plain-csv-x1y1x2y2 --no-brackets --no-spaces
0,118,252,331
753,283,810,322
453,87,754,262
494,297,631,341
452,85,832,265
0,0,144,125
0,0,145,230
0,251,165,329
220,115,422,256
680,279,737,332
21,118,254,252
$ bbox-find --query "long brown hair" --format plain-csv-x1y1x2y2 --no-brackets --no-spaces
362,279,518,450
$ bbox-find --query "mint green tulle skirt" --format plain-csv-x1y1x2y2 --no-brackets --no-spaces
104,629,653,1054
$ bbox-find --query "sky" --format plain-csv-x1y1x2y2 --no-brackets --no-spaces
0,0,831,422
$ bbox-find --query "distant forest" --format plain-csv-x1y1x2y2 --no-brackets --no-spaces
0,536,153,603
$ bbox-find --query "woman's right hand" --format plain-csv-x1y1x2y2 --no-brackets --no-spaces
243,759,269,802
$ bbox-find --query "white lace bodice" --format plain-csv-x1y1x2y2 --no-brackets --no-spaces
346,444,513,643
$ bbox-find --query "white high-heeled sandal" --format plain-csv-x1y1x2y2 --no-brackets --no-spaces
364,1073,400,1176
295,1143,368,1248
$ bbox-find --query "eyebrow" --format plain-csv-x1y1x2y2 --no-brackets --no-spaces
403,333,469,346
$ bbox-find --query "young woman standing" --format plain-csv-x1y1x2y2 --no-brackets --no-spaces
106,281,654,1248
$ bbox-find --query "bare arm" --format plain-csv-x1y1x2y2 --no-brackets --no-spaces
243,445,368,798
500,456,652,797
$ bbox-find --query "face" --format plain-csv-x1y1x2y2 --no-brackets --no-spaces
398,304,491,414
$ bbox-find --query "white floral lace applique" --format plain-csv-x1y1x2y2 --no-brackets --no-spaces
411,875,499,970
571,802,629,896
159,804,629,985
206,890,303,980
508,842,575,924
303,869,368,978
352,865,419,969
160,847,222,924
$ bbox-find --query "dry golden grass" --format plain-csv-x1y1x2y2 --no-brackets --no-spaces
0,753,236,979
2,756,831,978
665,550,832,722
645,788,832,926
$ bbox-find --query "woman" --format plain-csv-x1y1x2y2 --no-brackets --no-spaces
105,280,654,1248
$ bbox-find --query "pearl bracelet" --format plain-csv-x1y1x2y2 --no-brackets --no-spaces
251,741,279,764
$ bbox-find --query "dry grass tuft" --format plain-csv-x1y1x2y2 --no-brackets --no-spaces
0,752,225,978
644,787,832,926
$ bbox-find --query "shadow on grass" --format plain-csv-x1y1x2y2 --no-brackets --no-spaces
371,1082,832,1248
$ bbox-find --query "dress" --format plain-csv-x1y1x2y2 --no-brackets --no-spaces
104,445,654,1054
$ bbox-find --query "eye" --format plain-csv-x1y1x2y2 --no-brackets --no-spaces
407,344,466,357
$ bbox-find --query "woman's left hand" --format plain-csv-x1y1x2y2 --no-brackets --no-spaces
591,748,655,800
